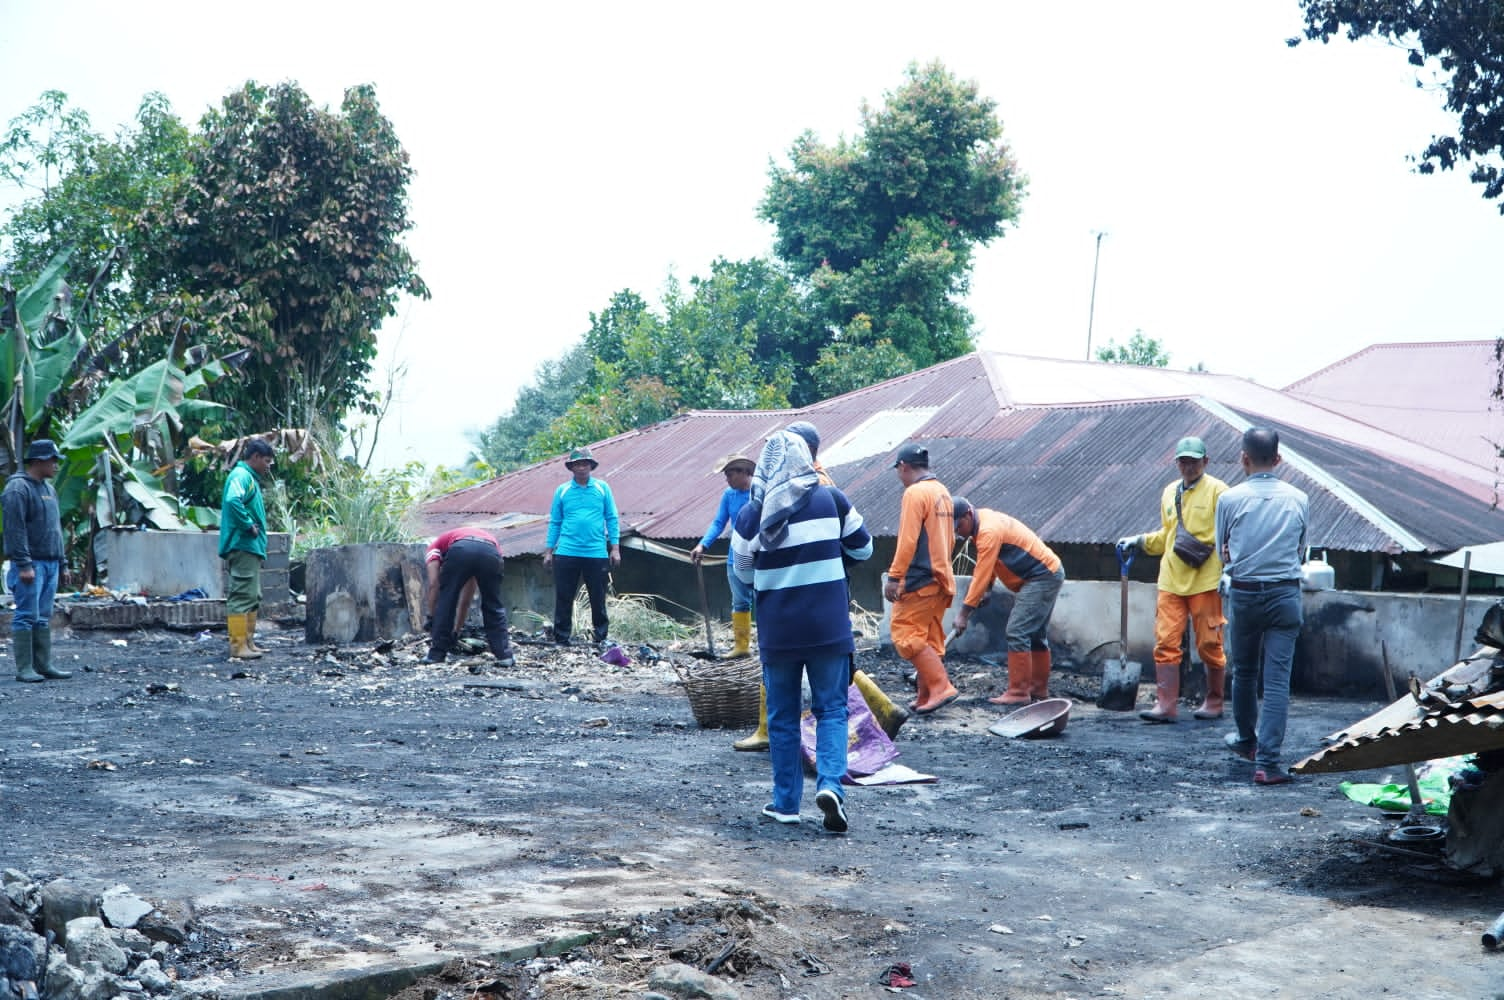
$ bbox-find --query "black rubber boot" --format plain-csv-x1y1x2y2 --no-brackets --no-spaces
33,627,71,679
14,632,42,683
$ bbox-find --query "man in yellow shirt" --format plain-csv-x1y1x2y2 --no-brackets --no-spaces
1116,436,1228,723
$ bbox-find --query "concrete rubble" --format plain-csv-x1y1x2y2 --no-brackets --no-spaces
0,871,222,1000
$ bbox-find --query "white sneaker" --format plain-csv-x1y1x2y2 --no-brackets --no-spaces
761,804,800,825
816,789,848,833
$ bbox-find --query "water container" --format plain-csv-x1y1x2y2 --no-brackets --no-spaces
1301,553,1335,591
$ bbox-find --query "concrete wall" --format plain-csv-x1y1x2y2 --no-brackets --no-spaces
107,529,290,603
1044,582,1492,697
421,544,1496,696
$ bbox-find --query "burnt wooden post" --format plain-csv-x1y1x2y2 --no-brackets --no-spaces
304,542,428,644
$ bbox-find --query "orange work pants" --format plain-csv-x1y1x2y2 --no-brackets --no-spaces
1153,589,1226,668
890,590,950,662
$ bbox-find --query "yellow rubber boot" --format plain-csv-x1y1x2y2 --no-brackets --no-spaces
989,651,1033,705
732,685,769,751
246,610,266,654
227,614,263,660
853,669,910,739
1029,648,1053,701
731,611,752,657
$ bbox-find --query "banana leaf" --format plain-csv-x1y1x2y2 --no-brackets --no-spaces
60,357,228,451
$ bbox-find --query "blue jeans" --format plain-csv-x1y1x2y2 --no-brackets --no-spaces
726,562,754,614
763,652,849,815
8,559,60,633
1227,585,1303,768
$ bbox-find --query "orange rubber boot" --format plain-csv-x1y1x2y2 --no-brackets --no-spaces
1139,663,1180,723
1194,665,1226,720
989,651,1033,705
1029,648,1053,701
911,648,959,715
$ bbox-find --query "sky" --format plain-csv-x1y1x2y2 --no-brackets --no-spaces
2,1,1500,471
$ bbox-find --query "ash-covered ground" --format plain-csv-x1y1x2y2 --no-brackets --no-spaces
0,622,1498,999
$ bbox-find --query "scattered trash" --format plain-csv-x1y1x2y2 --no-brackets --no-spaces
1300,806,1321,817
110,639,128,647
1058,821,1089,831
582,717,611,728
600,644,631,667
86,759,118,771
166,588,210,601
878,962,915,987
988,924,1013,934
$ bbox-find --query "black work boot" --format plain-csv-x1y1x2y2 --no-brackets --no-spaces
13,632,42,683
33,626,71,680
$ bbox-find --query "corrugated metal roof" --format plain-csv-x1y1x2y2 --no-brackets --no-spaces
1294,652,1504,773
1284,341,1501,474
416,352,1504,555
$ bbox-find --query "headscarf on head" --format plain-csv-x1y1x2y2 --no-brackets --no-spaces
748,429,820,549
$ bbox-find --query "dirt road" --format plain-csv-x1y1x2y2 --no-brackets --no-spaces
0,625,1498,999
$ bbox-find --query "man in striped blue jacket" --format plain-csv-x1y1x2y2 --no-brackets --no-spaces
732,426,873,833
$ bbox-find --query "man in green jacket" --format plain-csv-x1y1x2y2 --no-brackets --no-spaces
219,439,274,659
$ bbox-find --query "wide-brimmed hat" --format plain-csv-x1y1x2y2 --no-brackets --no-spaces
24,439,62,462
565,447,599,470
1174,436,1207,460
717,454,755,474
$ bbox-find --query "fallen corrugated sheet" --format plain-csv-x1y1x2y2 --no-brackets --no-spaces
1294,651,1504,773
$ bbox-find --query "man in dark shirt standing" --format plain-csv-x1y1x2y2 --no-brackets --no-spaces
1215,427,1310,785
4,439,70,682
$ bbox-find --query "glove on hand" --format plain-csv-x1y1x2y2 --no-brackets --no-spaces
1115,535,1139,557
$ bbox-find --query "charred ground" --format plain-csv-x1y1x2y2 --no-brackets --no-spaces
0,623,1499,999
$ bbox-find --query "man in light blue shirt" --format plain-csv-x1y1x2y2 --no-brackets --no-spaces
1214,427,1309,786
544,447,621,645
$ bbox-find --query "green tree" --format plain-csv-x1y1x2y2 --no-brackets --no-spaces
1095,330,1170,367
1,91,195,339
1293,1,1504,211
471,344,595,470
760,61,1026,377
135,81,429,434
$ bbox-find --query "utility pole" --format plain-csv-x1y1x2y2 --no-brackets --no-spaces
1085,231,1106,360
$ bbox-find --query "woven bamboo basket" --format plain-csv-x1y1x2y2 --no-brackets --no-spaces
673,655,762,729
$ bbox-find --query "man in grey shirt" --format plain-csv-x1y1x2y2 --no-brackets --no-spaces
1214,427,1309,785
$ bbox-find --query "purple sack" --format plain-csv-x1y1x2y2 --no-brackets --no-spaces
799,685,899,780
599,644,631,667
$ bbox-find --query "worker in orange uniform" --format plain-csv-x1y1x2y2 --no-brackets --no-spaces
948,496,1065,704
883,443,958,715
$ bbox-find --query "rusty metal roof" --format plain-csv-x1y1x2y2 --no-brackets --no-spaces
1285,340,1501,474
417,352,1504,555
1294,652,1504,773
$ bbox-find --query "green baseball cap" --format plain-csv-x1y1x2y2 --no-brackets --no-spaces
1174,436,1207,459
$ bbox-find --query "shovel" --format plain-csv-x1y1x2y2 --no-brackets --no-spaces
1097,546,1142,710
693,561,719,659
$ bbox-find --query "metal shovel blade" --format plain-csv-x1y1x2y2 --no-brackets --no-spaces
1097,558,1141,710
1098,656,1142,711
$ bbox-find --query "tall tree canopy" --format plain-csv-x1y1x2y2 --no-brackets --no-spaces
1294,1,1504,212
760,61,1026,371
1,91,195,337
476,61,1024,470
136,81,429,433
